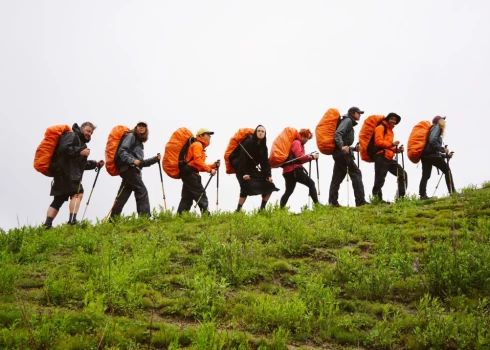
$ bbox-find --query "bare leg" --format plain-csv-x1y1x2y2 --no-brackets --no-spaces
46,207,59,220
69,194,84,214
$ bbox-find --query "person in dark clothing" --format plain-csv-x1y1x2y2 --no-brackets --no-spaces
372,112,407,203
235,125,279,212
419,116,455,199
280,129,320,208
110,121,160,218
328,107,368,207
177,128,219,215
44,122,104,228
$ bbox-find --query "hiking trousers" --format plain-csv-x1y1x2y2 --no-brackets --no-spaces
111,167,151,217
280,167,318,207
177,170,209,214
419,156,455,196
328,153,365,206
372,154,407,200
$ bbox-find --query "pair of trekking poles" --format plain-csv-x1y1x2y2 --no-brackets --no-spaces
193,160,220,209
432,146,455,197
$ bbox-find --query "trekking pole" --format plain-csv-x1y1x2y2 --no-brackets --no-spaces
81,166,101,221
194,173,215,208
104,180,127,222
346,166,350,206
216,163,220,209
315,157,320,196
156,154,167,210
356,142,360,168
400,145,407,192
432,173,444,197
308,159,312,206
447,152,455,194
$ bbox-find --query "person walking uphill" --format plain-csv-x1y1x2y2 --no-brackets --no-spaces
280,129,319,208
110,121,160,218
372,113,408,202
235,125,279,212
328,107,369,207
44,122,104,228
419,116,455,199
177,128,219,215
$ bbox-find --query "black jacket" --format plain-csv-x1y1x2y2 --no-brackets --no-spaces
50,123,97,196
116,132,158,173
333,115,358,157
237,136,272,178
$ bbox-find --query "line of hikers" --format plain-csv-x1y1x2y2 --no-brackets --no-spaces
34,108,455,228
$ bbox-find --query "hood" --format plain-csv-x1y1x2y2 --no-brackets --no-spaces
342,114,358,127
196,135,210,148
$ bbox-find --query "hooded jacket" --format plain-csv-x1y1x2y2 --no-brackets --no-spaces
333,115,358,157
56,123,97,182
237,135,272,178
282,134,313,174
374,120,400,160
185,136,217,173
116,132,158,173
423,124,447,158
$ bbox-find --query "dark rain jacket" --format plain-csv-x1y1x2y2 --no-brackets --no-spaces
237,136,272,178
333,115,357,157
423,125,449,158
116,132,158,173
50,123,97,196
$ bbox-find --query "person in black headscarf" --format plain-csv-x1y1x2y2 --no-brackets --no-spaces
234,125,279,212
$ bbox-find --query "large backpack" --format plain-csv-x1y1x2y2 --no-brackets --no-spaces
33,124,72,177
163,127,194,179
105,125,131,176
315,108,341,155
407,121,432,163
359,115,386,162
269,127,298,168
224,128,255,174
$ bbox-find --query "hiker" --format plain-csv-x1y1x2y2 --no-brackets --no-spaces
328,107,369,207
235,125,279,212
419,116,455,199
177,128,219,214
43,122,104,228
372,112,407,202
280,129,320,208
110,121,160,218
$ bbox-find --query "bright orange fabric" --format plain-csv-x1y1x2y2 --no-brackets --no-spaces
315,108,341,155
163,127,194,179
33,124,72,177
105,125,131,176
359,115,385,162
374,120,397,160
269,127,298,168
186,136,216,173
407,121,432,163
224,128,254,174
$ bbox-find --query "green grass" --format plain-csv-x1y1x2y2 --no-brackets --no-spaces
1,185,490,349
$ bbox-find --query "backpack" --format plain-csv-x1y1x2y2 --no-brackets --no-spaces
407,121,432,163
224,128,255,174
359,115,385,162
163,127,194,179
269,127,298,168
315,108,341,155
33,124,72,177
105,125,131,176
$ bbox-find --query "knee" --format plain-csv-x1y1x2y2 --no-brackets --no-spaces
50,197,65,211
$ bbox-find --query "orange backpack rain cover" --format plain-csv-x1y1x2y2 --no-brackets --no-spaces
105,125,131,176
163,127,194,179
359,115,385,162
315,108,341,155
33,124,72,177
224,128,255,174
408,121,432,164
269,127,298,168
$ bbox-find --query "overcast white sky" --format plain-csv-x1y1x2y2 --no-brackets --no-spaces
1,0,489,230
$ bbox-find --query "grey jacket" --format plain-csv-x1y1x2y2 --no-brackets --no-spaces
333,115,358,157
423,125,448,158
116,132,158,173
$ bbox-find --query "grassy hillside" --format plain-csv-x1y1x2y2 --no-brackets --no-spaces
1,183,490,349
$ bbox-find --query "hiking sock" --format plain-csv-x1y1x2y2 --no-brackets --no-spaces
260,200,267,210
68,213,77,224
236,203,243,212
44,217,54,227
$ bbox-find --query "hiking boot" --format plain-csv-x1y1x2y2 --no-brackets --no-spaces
419,195,431,200
356,201,370,207
43,223,53,230
68,220,78,226
330,202,342,208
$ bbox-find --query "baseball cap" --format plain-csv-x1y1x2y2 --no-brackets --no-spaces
196,128,214,136
432,116,446,124
137,120,148,126
348,106,364,115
